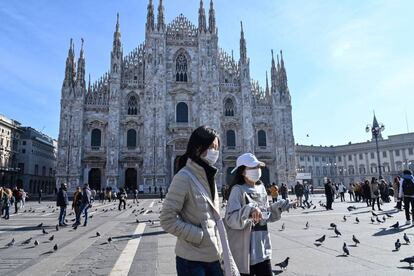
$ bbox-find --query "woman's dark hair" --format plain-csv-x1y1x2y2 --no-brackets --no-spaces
224,166,246,200
177,126,220,172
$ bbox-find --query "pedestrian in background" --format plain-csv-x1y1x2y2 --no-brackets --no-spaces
80,184,92,227
393,176,402,210
1,188,11,220
118,188,127,210
280,183,288,200
269,182,278,203
56,183,69,226
38,188,42,204
338,182,346,202
370,177,381,211
324,179,334,210
399,169,414,225
348,183,355,201
362,180,371,207
294,181,304,207
72,186,82,226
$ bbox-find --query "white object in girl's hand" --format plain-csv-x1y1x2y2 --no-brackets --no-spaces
261,211,271,220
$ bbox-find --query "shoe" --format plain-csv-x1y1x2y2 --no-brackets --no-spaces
59,223,64,226
83,224,87,227
405,220,411,225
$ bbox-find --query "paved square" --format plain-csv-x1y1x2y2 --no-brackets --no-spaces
0,195,413,275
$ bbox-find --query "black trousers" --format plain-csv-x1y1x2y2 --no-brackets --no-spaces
241,259,272,276
372,197,380,210
404,197,414,221
118,199,126,210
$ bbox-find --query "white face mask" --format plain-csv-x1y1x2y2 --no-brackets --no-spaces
245,168,262,182
203,149,220,165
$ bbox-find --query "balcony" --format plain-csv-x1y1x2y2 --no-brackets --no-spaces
168,122,195,133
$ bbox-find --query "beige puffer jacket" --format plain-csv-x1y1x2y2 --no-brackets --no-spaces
160,159,222,262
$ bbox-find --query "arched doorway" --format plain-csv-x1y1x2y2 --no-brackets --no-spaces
125,168,137,191
88,168,101,191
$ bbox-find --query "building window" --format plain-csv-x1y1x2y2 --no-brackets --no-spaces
300,156,304,161
359,153,363,160
91,129,102,149
176,102,189,123
370,152,375,159
409,148,414,155
348,155,352,161
224,98,235,116
127,129,137,148
49,168,53,176
226,130,236,148
308,166,313,173
323,167,327,175
322,157,326,162
34,165,38,176
315,156,319,162
359,166,366,174
42,166,46,176
383,151,387,158
22,149,26,154
395,149,400,156
316,166,320,176
127,94,138,115
338,156,342,162
258,130,267,147
175,53,188,82
307,156,310,162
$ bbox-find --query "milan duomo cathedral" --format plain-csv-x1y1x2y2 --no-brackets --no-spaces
56,0,296,193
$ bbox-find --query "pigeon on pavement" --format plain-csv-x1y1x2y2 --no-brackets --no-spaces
342,242,349,256
305,222,309,229
6,238,15,247
274,257,289,270
390,222,399,229
42,228,48,234
37,223,43,228
108,237,112,244
401,256,414,267
330,223,337,228
334,227,342,237
55,225,59,231
385,213,393,218
34,240,39,246
395,239,401,251
281,223,285,231
21,238,32,245
371,217,375,223
404,233,410,244
352,235,360,246
96,232,101,237
49,235,54,241
343,216,347,222
53,244,58,251
315,235,326,243
371,211,378,217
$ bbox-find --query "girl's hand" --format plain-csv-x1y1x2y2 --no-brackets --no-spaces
250,207,263,223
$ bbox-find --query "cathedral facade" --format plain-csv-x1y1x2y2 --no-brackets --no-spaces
56,0,296,193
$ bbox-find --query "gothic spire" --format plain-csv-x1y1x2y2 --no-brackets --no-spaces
208,0,216,34
157,0,165,31
271,49,277,91
265,71,270,96
278,50,289,95
76,38,86,88
240,21,247,64
146,0,155,31
63,38,76,87
198,0,207,33
112,13,122,57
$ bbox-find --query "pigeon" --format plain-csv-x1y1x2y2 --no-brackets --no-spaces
96,232,101,237
404,233,410,244
382,216,386,223
37,223,43,228
49,235,54,241
334,227,342,237
390,221,399,229
343,216,347,222
55,225,59,231
136,219,140,223
42,228,48,234
352,235,360,246
315,235,326,243
6,238,15,247
347,206,356,212
53,244,58,251
281,223,285,231
274,257,289,270
21,238,32,245
385,213,393,218
355,217,360,223
312,205,316,209
305,222,309,229
371,211,378,217
330,223,337,228
342,242,350,256
401,256,414,267
376,217,382,223
108,237,113,244
371,217,375,223
34,240,39,246
395,239,401,251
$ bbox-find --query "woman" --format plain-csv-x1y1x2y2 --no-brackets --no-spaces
160,126,225,276
1,188,12,220
370,177,382,211
224,153,292,276
72,186,82,226
393,176,402,210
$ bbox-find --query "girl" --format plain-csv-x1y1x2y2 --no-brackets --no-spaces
224,153,293,276
160,126,227,276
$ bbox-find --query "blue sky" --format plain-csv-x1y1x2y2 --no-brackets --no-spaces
0,0,413,146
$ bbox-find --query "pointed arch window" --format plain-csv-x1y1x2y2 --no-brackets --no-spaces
91,129,102,149
127,95,138,115
226,130,236,148
175,53,188,82
224,98,235,116
127,129,137,148
258,130,267,147
176,102,188,123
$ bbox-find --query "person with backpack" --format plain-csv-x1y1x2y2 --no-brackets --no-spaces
224,153,294,276
399,169,414,225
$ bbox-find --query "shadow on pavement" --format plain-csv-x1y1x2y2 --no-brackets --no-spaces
272,270,283,275
372,225,414,236
397,266,414,270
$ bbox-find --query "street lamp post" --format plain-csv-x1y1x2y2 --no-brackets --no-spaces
365,115,385,179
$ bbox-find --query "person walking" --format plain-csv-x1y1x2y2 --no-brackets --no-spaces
303,183,310,208
118,188,127,210
149,186,152,194
12,186,22,214
72,186,82,226
280,183,288,200
224,153,293,276
21,189,27,209
324,179,334,210
399,170,414,225
1,188,11,220
38,188,42,204
348,183,355,202
370,177,381,211
362,180,371,207
269,183,278,203
133,188,138,204
294,181,304,207
160,126,228,276
393,176,402,210
56,183,69,226
159,187,164,201
79,184,92,227
338,183,346,202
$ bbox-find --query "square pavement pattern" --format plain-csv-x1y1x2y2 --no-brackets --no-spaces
0,195,413,275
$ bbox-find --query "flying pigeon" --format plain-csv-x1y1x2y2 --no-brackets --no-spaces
6,238,15,247
401,256,414,267
352,235,360,246
21,238,32,245
404,233,410,244
390,222,399,229
342,242,349,256
53,244,58,251
315,235,326,243
334,227,342,237
395,239,401,251
274,257,289,270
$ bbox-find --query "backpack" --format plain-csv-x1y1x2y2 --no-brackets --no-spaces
402,178,414,196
